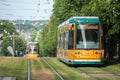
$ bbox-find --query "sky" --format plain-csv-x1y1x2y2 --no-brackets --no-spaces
0,0,54,20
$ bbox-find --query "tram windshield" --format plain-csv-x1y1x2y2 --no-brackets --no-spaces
29,48,37,54
76,24,100,49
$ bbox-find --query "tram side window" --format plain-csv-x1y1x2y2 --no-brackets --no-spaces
76,29,83,44
61,33,63,48
61,33,65,48
58,33,62,48
63,32,66,48
60,33,62,48
57,33,60,48
65,31,68,49
68,30,74,49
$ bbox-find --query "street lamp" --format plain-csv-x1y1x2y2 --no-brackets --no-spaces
0,22,16,56
9,33,15,56
12,33,15,56
0,22,3,54
3,30,16,56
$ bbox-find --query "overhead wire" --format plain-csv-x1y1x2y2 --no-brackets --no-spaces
0,0,54,20
0,0,37,5
32,0,51,19
33,0,40,19
46,0,50,4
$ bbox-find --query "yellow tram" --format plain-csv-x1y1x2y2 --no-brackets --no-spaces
57,16,104,65
25,42,39,58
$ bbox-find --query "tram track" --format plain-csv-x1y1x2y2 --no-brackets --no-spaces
27,59,31,80
42,58,64,80
27,58,64,80
27,58,120,80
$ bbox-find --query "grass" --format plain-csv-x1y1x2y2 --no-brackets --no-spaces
0,57,27,80
75,67,110,74
45,57,120,80
101,63,120,74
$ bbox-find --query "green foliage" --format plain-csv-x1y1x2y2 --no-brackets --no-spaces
30,30,37,42
1,34,26,56
0,20,16,35
0,20,26,56
52,0,120,34
39,23,57,56
1,37,12,56
14,35,26,53
80,0,120,34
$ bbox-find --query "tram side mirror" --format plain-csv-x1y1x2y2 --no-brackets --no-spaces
68,30,74,49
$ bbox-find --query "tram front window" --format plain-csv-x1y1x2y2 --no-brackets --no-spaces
29,48,37,54
76,24,100,49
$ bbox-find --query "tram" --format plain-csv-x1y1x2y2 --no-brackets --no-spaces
57,16,104,65
25,42,39,58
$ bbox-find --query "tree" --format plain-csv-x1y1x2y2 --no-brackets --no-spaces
1,34,26,56
0,20,16,35
0,20,26,56
38,19,58,57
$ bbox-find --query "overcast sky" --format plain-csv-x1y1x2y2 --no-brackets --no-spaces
0,0,54,20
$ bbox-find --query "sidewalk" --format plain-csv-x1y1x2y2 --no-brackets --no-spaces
0,77,16,80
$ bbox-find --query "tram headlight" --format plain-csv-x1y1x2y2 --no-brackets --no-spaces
75,52,80,54
77,52,80,54
95,52,99,54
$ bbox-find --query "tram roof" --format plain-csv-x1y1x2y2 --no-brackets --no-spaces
58,16,100,28
27,42,39,45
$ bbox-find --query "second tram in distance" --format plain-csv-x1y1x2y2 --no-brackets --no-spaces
57,16,104,65
25,42,39,58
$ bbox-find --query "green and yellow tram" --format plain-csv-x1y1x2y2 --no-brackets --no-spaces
25,42,39,58
57,16,104,65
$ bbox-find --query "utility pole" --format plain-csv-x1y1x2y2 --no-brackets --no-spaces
0,30,3,46
12,33,15,56
0,22,3,54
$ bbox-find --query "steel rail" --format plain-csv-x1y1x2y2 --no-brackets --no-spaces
27,59,31,80
42,58,64,80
